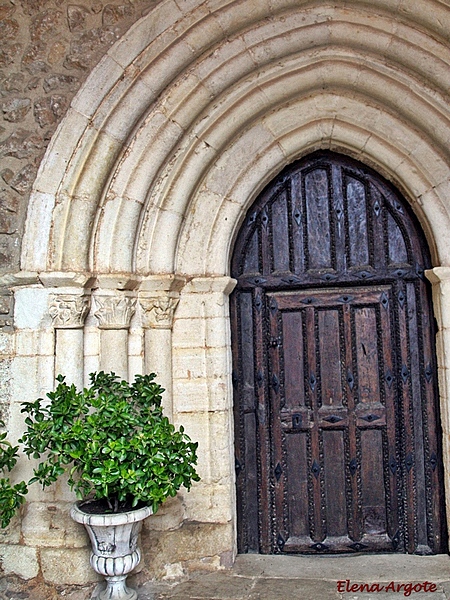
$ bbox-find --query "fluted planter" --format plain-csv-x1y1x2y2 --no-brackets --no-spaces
71,502,152,600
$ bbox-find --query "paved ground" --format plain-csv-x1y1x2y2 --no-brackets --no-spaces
137,554,450,600
2,554,450,599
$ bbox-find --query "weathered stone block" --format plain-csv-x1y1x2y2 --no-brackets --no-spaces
41,546,102,584
21,41,50,75
9,163,37,195
102,4,134,27
67,5,90,33
0,294,12,314
30,9,63,43
0,18,19,41
141,520,233,578
1,96,31,122
0,543,39,579
34,94,68,128
143,495,185,532
0,129,42,160
43,73,79,92
184,483,234,523
22,501,89,549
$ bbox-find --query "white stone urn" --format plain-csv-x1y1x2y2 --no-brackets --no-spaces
71,502,152,600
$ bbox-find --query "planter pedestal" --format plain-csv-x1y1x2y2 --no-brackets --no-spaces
71,503,152,600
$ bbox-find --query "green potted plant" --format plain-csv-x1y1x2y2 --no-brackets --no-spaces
18,371,200,600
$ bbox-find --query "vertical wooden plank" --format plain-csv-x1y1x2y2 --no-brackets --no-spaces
304,168,333,270
360,429,388,536
290,172,305,276
323,430,348,536
406,282,428,550
318,308,342,407
242,229,260,275
286,432,309,538
282,311,305,411
370,183,385,271
252,286,271,552
305,305,324,542
345,175,370,268
378,287,400,548
268,295,285,550
343,302,361,543
387,211,408,264
332,164,345,274
396,280,416,553
354,306,381,404
271,190,290,273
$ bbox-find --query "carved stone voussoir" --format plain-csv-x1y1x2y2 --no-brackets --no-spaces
139,295,179,329
94,294,136,329
49,294,90,328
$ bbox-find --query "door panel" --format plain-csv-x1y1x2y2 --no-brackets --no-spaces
269,287,397,553
231,151,446,555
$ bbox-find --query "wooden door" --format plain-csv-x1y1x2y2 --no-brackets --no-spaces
231,151,446,554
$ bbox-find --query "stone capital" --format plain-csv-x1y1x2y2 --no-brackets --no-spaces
93,293,136,330
139,294,179,329
48,293,91,329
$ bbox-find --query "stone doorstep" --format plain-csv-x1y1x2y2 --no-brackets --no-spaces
136,555,450,600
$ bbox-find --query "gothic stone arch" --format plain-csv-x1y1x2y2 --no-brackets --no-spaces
5,0,450,582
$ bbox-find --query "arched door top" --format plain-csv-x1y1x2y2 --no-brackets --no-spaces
232,151,431,289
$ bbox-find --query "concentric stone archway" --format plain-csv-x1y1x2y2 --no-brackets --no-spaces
9,0,450,580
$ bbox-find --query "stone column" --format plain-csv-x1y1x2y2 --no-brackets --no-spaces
40,272,94,390
93,292,137,380
139,275,186,420
48,293,91,389
426,266,450,535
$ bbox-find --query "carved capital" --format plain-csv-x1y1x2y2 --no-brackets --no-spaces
94,294,136,330
139,295,179,329
49,294,91,328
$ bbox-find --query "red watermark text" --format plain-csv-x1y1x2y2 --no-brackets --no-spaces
336,580,437,596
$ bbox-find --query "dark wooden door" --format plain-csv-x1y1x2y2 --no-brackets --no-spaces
231,151,446,555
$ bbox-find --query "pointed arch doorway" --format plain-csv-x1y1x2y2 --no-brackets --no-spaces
231,151,447,555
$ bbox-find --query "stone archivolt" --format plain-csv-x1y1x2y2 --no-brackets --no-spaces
21,0,450,277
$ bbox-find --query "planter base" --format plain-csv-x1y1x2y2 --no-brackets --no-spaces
93,576,137,600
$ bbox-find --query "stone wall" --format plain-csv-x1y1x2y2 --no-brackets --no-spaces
0,0,157,325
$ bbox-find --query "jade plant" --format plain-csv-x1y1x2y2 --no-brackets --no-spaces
0,371,199,523
0,421,28,528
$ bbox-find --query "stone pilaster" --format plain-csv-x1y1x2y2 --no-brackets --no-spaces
425,266,450,537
